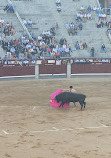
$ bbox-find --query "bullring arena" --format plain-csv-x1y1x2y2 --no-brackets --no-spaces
0,77,111,158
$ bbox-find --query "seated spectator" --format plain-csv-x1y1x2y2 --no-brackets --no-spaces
3,26,9,36
97,20,101,28
65,46,70,56
0,23,2,33
87,5,92,13
75,41,80,50
8,5,14,13
57,5,61,13
93,6,97,11
100,4,104,10
27,19,32,27
83,41,87,49
10,27,15,35
79,22,83,30
23,18,27,27
83,12,87,21
0,35,2,45
50,27,56,36
3,4,9,12
77,12,83,21
102,13,106,21
101,44,106,53
87,13,92,20
56,22,59,29
0,18,4,27
10,46,15,55
80,41,83,50
31,32,37,40
80,6,84,11
56,0,61,6
99,12,103,20
100,20,104,27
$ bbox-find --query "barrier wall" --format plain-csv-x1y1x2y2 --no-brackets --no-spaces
0,59,111,77
39,64,67,74
71,62,111,74
0,65,35,77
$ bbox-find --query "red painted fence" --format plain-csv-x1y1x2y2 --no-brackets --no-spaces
0,59,111,77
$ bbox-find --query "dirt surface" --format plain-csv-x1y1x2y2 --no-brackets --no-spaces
0,77,111,158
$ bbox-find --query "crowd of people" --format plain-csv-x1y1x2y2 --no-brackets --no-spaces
76,5,93,21
0,23,72,60
65,22,83,36
0,20,15,36
75,41,87,50
0,1,110,60
23,18,33,28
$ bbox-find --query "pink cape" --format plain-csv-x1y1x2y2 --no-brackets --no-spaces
49,89,69,108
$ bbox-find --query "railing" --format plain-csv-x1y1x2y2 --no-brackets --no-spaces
0,58,111,66
96,0,101,10
7,0,32,38
103,8,111,15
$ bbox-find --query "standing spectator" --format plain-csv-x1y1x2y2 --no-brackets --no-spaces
101,44,106,53
90,47,95,57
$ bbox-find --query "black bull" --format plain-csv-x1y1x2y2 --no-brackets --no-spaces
55,92,86,109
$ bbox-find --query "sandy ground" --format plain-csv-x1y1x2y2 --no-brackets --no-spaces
0,77,111,158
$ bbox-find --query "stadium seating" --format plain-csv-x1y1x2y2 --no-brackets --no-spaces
0,0,111,59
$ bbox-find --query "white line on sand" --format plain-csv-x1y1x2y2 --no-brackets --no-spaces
32,106,36,110
1,125,111,136
2,130,9,134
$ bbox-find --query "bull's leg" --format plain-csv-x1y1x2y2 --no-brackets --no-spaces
59,103,62,108
62,103,65,108
79,102,83,110
83,102,86,108
59,102,64,108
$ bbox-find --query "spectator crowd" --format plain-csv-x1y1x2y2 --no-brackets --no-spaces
0,1,110,61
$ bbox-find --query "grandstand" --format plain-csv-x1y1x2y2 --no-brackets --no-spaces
0,0,111,59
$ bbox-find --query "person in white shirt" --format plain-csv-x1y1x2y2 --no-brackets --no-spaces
93,6,97,11
40,40,45,46
65,47,70,56
63,43,66,50
0,18,4,26
23,18,27,27
56,0,61,6
26,43,31,49
27,19,32,27
38,35,42,41
52,47,57,53
87,13,91,20
80,6,84,10
102,13,106,21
